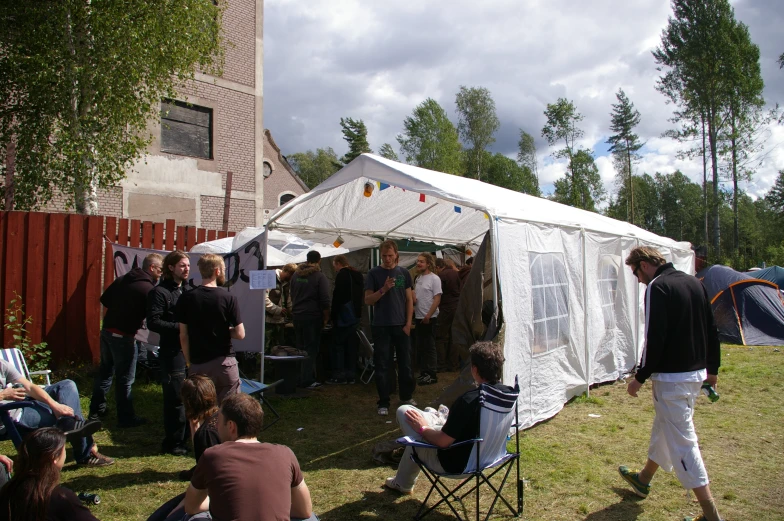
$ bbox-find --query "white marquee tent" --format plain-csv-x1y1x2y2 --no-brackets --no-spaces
264,154,694,428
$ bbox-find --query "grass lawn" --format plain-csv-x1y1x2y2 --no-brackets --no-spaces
2,344,781,520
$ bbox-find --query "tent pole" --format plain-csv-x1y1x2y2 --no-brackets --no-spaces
260,228,268,384
582,229,590,397
634,239,640,376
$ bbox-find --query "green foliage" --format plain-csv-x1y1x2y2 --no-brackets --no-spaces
542,98,584,162
607,89,643,224
551,149,603,211
0,1,226,213
483,152,540,196
455,86,500,180
765,171,784,215
287,148,342,190
516,130,539,186
4,294,51,376
339,117,372,164
377,143,398,161
397,98,462,175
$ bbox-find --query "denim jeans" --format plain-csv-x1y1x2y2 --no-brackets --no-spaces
330,325,358,380
414,317,438,376
160,351,187,451
372,325,415,408
16,379,93,462
90,329,138,424
294,317,323,386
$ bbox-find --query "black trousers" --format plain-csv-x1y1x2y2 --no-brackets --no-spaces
160,351,187,451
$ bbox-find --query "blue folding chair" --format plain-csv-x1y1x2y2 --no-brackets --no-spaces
397,378,523,521
240,375,284,431
0,401,39,448
0,348,52,385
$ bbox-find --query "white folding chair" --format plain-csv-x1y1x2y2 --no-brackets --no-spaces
397,378,523,521
0,348,52,385
356,329,376,384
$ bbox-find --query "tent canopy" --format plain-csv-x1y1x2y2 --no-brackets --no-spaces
752,266,784,289
267,154,691,252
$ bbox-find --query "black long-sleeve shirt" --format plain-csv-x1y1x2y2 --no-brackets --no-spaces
636,263,721,383
147,279,185,355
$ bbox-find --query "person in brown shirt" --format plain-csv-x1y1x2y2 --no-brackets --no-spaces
184,393,316,521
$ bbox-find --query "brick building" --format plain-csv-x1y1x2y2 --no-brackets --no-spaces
262,129,308,223
44,0,264,231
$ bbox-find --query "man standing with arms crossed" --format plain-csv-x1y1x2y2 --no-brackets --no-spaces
90,252,162,427
365,240,415,416
619,246,723,521
148,250,191,456
177,254,245,403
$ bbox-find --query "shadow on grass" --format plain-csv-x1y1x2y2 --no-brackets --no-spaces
317,490,457,521
582,488,644,521
61,469,182,492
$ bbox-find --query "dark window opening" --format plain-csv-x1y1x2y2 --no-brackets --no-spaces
160,99,213,160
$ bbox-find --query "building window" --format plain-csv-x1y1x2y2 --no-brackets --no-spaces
263,161,273,178
530,252,569,355
279,193,296,206
598,255,620,330
160,99,213,159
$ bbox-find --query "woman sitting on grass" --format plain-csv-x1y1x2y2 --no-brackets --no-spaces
0,428,101,521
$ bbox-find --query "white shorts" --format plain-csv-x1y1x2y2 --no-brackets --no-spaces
648,380,710,490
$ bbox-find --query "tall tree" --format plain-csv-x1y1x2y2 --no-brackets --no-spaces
766,170,784,216
516,130,539,187
606,89,644,225
287,148,342,189
0,1,225,213
483,152,540,196
455,86,500,181
396,98,462,175
542,98,585,205
653,0,739,260
378,143,399,161
551,149,604,211
339,117,372,164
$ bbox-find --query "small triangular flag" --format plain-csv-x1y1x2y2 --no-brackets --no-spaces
419,194,426,202
454,206,461,213
379,183,390,190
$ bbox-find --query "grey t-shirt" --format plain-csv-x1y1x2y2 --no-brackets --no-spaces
0,360,25,429
365,266,412,327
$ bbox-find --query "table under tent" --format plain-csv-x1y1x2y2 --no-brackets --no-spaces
261,154,694,429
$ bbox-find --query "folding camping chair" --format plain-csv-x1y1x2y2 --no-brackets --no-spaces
397,378,523,521
239,366,283,431
356,329,376,384
0,348,52,385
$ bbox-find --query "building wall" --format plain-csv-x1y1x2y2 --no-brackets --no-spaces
262,130,307,222
40,186,123,218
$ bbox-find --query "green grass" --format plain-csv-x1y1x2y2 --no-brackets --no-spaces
3,345,782,520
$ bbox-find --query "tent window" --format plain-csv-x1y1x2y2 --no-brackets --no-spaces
530,252,569,354
598,255,620,330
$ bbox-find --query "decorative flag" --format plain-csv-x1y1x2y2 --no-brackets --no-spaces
454,206,461,213
483,213,489,219
419,194,426,202
379,183,390,191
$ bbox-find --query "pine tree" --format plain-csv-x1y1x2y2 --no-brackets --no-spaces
339,117,372,164
606,89,643,225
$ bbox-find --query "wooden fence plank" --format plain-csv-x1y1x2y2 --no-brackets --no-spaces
207,229,216,241
104,217,117,291
196,228,206,246
129,219,141,247
84,216,103,363
228,231,236,237
3,213,26,347
118,218,129,246
141,221,153,249
176,226,185,251
217,230,227,239
186,227,196,251
0,213,5,333
65,215,87,362
44,215,67,363
153,222,164,250
165,219,175,251
24,213,47,346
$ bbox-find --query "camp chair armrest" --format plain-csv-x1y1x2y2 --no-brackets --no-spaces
28,370,51,376
396,436,482,449
0,400,37,413
448,437,482,448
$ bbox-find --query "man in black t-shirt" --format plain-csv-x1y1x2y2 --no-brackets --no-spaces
364,240,415,416
177,254,245,404
383,341,513,494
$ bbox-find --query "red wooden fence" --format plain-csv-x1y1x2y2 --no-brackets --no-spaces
0,211,235,365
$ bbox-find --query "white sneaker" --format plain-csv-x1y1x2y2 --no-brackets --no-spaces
384,477,413,495
306,381,323,389
377,407,389,416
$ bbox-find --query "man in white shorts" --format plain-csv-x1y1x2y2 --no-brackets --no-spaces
620,246,723,521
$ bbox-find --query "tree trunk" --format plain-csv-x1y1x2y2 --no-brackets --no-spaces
626,142,634,226
708,111,721,261
731,113,739,258
702,115,708,251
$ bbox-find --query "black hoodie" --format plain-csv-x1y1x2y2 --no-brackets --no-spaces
101,268,155,336
290,264,330,319
330,267,364,324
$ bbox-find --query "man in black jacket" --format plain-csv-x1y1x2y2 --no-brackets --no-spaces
619,246,723,521
148,250,191,455
327,255,363,384
90,253,162,427
290,251,330,388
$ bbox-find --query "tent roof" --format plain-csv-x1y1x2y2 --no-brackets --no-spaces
267,154,693,252
752,266,784,288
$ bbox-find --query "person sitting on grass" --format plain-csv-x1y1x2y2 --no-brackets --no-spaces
180,375,221,481
383,340,513,494
184,393,318,521
0,428,101,521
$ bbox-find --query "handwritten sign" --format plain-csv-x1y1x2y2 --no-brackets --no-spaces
249,270,277,290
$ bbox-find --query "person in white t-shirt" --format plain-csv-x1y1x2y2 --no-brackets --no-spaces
413,253,442,385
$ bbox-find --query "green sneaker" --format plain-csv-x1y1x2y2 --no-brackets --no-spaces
618,466,651,498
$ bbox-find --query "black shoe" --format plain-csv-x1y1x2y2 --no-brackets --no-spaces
417,373,438,385
117,416,148,428
57,418,102,443
163,445,189,456
87,408,108,421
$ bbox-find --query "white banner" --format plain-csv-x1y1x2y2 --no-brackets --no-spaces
111,233,266,353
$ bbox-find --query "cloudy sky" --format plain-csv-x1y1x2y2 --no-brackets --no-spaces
263,0,784,199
